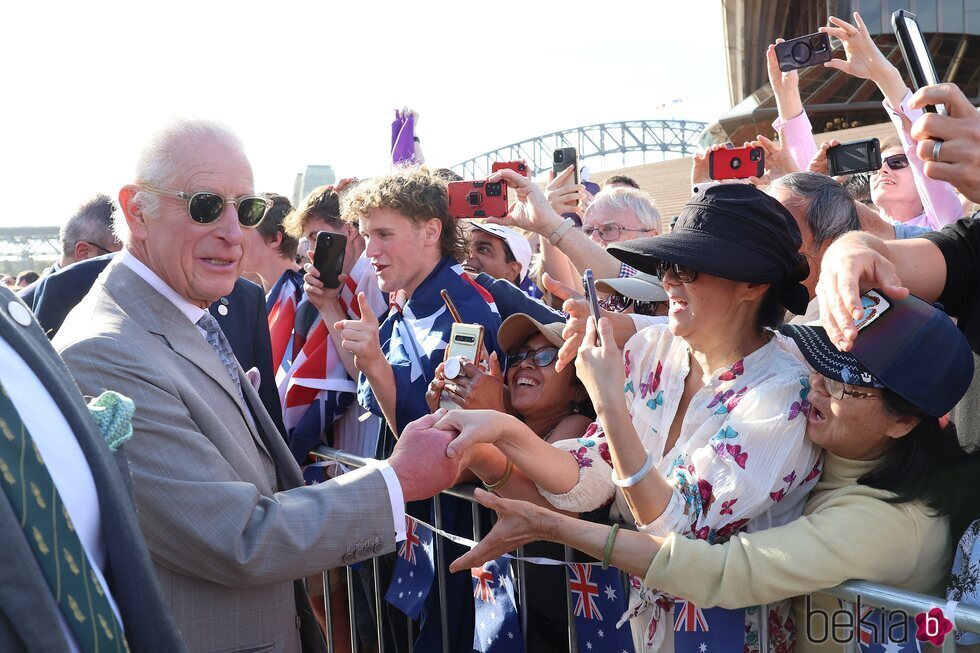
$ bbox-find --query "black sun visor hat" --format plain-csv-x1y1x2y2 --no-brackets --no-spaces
606,184,810,314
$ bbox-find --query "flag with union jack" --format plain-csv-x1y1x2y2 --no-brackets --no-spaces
471,558,524,653
277,256,386,469
384,517,435,620
672,600,744,652
358,256,501,444
568,563,635,652
265,269,304,375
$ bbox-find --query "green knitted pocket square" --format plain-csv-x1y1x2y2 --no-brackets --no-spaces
86,391,135,452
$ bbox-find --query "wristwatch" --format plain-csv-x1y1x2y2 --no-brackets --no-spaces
548,217,576,246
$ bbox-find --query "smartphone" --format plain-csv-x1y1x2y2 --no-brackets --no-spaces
583,268,602,346
491,160,530,178
312,231,347,289
447,180,508,219
709,146,765,180
892,10,946,115
552,147,578,184
774,32,832,72
827,138,882,176
440,323,485,409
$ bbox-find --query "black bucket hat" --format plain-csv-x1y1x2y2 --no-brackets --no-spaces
606,184,810,314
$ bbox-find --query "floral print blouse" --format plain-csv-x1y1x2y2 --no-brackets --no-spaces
538,324,822,651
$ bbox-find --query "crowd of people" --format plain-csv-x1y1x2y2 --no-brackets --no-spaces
5,10,980,652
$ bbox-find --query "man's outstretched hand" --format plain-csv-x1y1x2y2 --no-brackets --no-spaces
388,410,462,502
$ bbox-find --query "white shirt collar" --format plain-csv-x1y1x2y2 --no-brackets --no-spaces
118,249,208,327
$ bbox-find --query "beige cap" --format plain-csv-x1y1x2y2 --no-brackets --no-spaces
497,313,565,353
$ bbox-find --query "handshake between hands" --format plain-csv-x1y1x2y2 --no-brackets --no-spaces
387,407,560,573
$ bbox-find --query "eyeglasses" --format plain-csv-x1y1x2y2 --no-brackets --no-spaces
882,154,909,171
598,293,664,316
581,223,650,242
654,260,698,283
138,185,271,227
825,378,882,401
79,241,115,255
506,346,559,369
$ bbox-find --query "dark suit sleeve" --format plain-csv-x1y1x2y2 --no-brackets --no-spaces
251,286,286,437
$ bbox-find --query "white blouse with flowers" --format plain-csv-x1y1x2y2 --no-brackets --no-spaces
538,323,822,652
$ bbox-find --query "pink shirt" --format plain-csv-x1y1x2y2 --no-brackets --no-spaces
773,90,962,230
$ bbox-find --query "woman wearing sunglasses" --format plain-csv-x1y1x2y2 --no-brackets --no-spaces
426,314,593,652
438,184,820,650
766,11,962,230
449,293,976,653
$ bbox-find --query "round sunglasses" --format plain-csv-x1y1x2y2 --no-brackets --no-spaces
139,185,271,227
506,346,559,369
598,293,664,316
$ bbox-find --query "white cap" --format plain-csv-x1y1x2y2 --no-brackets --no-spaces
470,223,533,282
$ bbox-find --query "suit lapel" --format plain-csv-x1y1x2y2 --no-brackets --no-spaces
102,263,273,460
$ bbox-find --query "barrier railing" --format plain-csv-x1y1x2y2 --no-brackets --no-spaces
313,445,980,652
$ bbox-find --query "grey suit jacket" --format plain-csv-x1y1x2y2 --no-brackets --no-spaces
0,286,187,653
54,260,396,653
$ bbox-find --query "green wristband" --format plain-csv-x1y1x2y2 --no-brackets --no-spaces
602,523,621,570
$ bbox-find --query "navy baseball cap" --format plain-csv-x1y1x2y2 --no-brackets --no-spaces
780,290,973,418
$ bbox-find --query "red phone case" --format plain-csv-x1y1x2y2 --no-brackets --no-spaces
491,161,530,177
447,181,509,219
708,147,765,180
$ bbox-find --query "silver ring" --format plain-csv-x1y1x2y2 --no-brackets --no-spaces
933,140,943,163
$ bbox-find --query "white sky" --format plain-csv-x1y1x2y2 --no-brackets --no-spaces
0,0,731,229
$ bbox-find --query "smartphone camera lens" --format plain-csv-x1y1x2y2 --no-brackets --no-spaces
555,151,564,162
486,183,502,197
730,157,742,170
749,149,761,162
792,41,812,64
811,35,827,52
466,191,482,207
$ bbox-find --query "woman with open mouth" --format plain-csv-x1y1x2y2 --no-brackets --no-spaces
448,290,976,653
437,183,824,651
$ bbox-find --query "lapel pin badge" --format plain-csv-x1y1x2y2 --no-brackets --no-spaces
7,300,33,327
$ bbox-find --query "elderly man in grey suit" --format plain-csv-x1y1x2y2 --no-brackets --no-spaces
54,120,461,653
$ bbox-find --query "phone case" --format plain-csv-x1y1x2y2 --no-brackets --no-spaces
440,323,485,409
774,32,832,72
892,10,945,115
313,231,347,289
491,161,530,177
447,181,509,219
708,147,765,180
552,148,578,184
827,139,882,176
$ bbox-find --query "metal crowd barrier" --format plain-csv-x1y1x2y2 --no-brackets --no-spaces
312,445,980,652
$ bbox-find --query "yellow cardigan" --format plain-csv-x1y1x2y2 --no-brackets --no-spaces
644,453,951,652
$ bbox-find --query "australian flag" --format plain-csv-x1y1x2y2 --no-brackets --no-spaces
472,558,524,653
358,256,501,439
384,517,435,620
672,600,745,652
569,563,635,653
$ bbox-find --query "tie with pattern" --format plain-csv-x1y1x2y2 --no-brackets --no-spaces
196,312,246,407
0,381,128,652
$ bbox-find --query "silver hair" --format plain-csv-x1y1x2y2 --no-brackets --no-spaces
61,194,117,255
112,119,246,245
768,172,860,249
584,186,662,233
